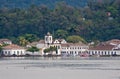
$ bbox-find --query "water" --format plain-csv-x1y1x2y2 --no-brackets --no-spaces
0,57,120,79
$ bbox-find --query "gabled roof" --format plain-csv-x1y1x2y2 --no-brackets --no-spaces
3,44,24,50
38,40,45,43
53,39,67,44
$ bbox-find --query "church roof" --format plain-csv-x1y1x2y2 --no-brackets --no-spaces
46,32,51,36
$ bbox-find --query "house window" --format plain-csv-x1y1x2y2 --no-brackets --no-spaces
79,51,81,53
21,51,23,55
75,51,77,54
58,46,60,49
92,51,94,55
50,37,51,41
17,51,19,55
14,51,16,54
5,51,7,54
45,37,48,41
108,51,109,55
8,51,10,55
105,51,106,55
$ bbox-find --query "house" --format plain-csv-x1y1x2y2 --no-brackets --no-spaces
106,39,120,46
26,40,45,56
89,44,120,56
61,43,89,56
0,39,12,45
2,44,26,56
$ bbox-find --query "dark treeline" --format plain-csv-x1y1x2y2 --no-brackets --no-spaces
0,0,88,8
0,0,120,43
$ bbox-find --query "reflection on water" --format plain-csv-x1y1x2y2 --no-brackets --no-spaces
0,57,120,79
0,57,120,70
1,56,120,60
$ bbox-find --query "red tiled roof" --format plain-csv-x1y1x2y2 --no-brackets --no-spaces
61,44,70,47
3,44,24,50
61,43,87,47
106,39,120,45
89,44,115,50
0,39,11,42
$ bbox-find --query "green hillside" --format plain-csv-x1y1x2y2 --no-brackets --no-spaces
0,0,88,8
0,0,120,43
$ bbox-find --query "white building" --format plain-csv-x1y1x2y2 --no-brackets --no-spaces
89,44,120,56
54,39,67,44
26,32,89,56
61,43,89,56
2,44,25,56
0,39,12,45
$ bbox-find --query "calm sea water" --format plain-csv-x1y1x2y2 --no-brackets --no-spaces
0,57,120,79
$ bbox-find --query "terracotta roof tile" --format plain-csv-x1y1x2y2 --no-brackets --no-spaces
61,43,87,47
89,44,115,50
3,44,24,50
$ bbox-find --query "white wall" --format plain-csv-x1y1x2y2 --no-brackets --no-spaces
2,49,25,56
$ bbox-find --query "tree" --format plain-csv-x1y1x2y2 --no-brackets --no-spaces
18,36,28,46
27,46,39,55
66,35,86,43
55,30,68,39
23,34,39,43
44,46,57,55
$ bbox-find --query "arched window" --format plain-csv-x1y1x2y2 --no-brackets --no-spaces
21,51,23,55
17,51,19,55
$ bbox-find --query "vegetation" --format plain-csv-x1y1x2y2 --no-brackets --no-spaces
66,35,86,43
44,46,57,54
17,34,39,46
0,0,88,8
27,46,39,54
0,1,120,43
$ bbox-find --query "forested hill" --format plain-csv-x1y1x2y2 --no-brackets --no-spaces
0,0,115,8
0,0,120,43
0,0,88,8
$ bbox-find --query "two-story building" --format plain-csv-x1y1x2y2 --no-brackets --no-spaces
61,43,89,56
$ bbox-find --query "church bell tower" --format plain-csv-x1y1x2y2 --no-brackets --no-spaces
45,32,53,45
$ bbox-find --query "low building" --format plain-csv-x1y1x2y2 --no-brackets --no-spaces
0,39,12,45
2,44,25,56
106,39,120,46
89,44,120,56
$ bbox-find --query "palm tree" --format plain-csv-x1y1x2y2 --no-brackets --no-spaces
18,36,28,46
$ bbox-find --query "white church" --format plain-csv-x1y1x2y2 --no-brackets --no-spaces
35,32,89,56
